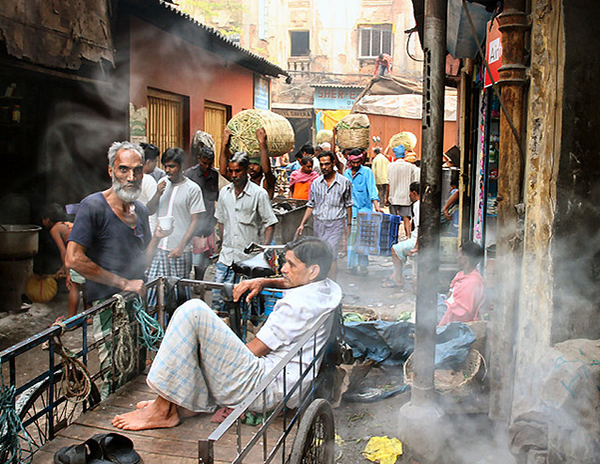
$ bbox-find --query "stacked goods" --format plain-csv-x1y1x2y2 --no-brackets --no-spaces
227,109,295,158
316,129,333,145
335,114,370,149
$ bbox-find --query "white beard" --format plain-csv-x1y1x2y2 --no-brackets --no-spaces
112,176,141,202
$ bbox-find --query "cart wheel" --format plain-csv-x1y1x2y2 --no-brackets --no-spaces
0,369,101,462
288,399,335,464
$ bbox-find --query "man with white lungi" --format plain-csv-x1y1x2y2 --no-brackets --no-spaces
112,237,342,431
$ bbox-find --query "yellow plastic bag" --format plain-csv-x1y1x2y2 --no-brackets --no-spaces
362,436,403,464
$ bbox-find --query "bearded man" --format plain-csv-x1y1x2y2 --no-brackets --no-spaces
66,141,169,396
66,141,166,302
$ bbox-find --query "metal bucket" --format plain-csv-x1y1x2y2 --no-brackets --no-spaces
0,224,42,260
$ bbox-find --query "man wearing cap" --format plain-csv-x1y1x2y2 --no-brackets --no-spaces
344,148,380,274
386,144,420,238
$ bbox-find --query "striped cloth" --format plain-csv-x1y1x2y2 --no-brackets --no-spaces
307,173,353,221
147,299,279,412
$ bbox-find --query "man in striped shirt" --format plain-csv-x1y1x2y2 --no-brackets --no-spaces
296,151,353,278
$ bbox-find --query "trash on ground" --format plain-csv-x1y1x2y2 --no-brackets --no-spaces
362,436,403,464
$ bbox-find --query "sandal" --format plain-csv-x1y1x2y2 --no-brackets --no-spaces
91,433,142,464
54,439,111,464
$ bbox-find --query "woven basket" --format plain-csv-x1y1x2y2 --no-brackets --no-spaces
335,114,370,149
316,129,333,145
387,131,418,152
403,349,484,395
227,109,295,158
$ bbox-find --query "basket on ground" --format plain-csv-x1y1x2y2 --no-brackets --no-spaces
335,114,370,149
355,211,401,256
403,349,484,394
227,109,295,158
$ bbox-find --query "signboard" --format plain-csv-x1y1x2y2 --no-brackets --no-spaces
314,87,361,110
254,75,270,110
484,18,502,88
272,108,313,119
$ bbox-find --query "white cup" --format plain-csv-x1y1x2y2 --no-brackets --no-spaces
158,216,174,231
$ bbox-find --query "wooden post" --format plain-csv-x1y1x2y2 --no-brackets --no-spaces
488,0,529,424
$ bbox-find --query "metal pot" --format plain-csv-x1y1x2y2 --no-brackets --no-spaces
0,225,42,260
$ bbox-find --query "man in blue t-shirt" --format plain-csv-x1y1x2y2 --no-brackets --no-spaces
66,141,166,302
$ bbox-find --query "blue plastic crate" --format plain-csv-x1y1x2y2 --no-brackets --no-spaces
356,212,401,256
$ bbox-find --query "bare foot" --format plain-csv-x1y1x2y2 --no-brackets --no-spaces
112,396,180,430
136,400,154,409
177,405,200,420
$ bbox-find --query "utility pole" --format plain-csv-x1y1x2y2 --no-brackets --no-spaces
399,0,446,426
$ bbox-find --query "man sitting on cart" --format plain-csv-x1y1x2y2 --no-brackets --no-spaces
112,237,342,431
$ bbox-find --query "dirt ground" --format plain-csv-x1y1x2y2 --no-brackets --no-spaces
0,256,515,464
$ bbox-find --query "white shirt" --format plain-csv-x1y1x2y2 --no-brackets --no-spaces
157,177,205,251
412,200,420,239
138,174,158,205
387,160,420,206
257,278,342,407
215,181,278,266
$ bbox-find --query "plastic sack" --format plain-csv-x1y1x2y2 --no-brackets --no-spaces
342,321,476,369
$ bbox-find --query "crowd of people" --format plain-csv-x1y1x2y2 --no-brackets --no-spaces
39,127,486,430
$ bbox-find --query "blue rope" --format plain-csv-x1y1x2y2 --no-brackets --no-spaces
133,297,164,351
0,372,32,463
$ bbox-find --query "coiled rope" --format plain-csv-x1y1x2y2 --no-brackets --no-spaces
0,370,32,463
132,297,164,351
112,295,136,381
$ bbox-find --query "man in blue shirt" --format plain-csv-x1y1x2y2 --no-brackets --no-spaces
344,149,380,274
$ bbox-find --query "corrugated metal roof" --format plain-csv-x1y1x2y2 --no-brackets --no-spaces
310,83,365,89
126,0,288,78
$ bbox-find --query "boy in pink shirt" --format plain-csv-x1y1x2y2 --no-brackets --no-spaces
438,241,486,326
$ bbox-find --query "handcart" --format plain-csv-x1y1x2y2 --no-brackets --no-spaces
0,275,342,464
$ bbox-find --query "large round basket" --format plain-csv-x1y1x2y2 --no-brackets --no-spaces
227,109,295,158
316,129,333,145
387,131,418,152
25,274,58,303
335,114,370,149
403,349,484,395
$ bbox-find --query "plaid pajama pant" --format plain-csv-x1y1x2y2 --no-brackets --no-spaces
147,249,193,303
147,299,279,412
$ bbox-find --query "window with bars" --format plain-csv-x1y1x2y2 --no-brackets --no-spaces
147,88,187,154
359,24,393,58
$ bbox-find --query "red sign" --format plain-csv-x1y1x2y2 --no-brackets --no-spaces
484,18,502,88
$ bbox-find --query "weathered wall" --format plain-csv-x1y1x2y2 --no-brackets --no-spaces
241,0,423,78
509,1,600,462
512,0,562,418
0,0,113,69
551,0,600,343
128,17,256,156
